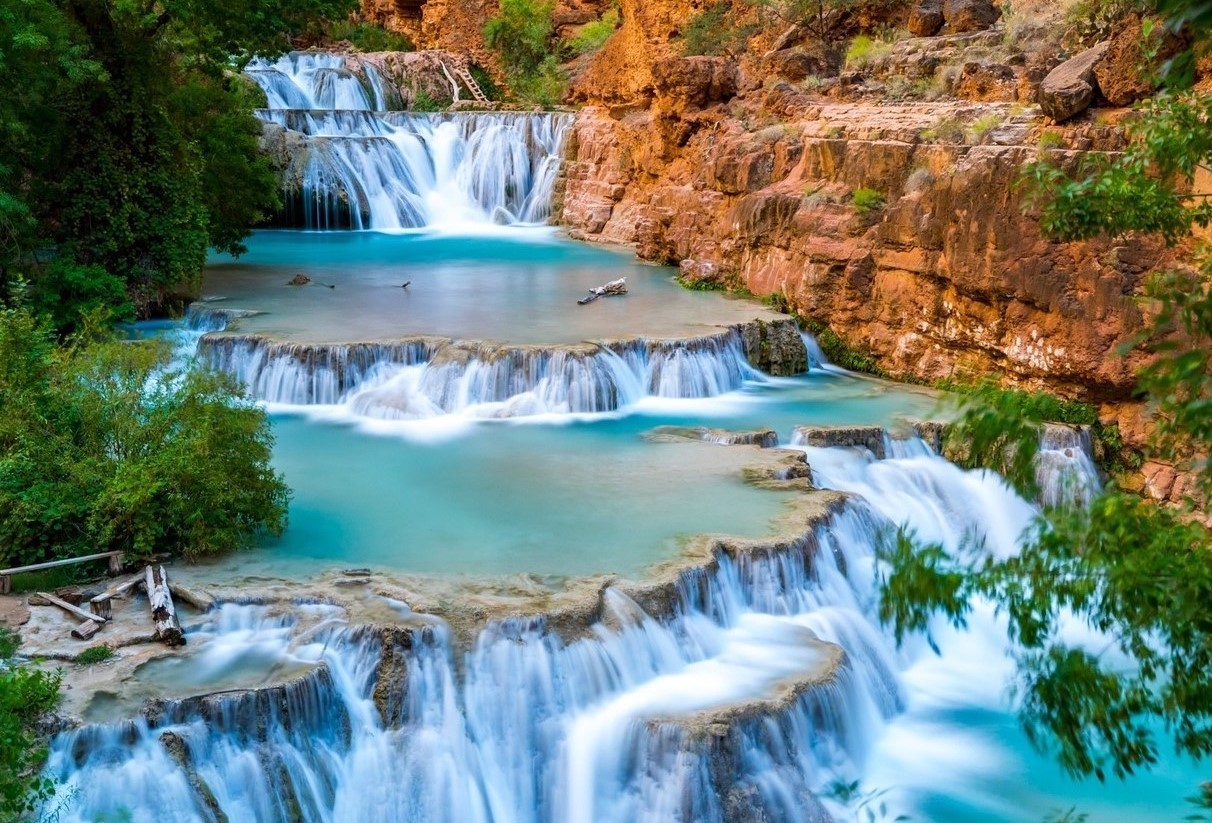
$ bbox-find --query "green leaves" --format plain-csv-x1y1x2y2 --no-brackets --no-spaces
0,627,61,820
0,305,289,566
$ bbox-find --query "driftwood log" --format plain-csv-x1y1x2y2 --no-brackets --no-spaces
38,591,107,625
577,278,627,305
145,565,185,647
89,574,145,620
71,620,101,641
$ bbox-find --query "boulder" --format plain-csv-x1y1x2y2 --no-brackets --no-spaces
651,56,739,109
1093,14,1187,107
954,61,1018,101
942,0,1000,32
763,44,843,82
1037,42,1109,122
908,0,945,37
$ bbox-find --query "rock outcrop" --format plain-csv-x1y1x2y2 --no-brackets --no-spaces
1037,42,1109,122
558,94,1164,399
908,0,945,37
943,0,1000,33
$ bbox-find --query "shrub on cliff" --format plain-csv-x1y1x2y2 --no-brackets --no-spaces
0,627,61,820
0,305,288,565
484,0,568,106
567,8,620,55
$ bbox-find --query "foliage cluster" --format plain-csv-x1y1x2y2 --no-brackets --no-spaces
0,305,289,567
567,8,620,55
75,645,115,665
0,627,61,821
323,20,415,52
752,0,862,40
483,0,569,106
850,186,886,216
681,3,758,56
0,0,355,327
1064,0,1153,48
844,34,894,69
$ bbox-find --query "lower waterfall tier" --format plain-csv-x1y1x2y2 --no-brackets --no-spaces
193,320,808,418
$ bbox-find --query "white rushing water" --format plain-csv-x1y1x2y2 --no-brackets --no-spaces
244,52,570,230
45,435,1109,822
193,320,766,420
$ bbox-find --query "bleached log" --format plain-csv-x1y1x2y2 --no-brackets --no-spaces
577,278,628,305
71,620,101,641
145,566,185,647
89,574,145,620
37,591,107,624
168,583,215,613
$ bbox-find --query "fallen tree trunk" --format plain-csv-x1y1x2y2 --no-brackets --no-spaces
145,565,185,647
577,278,627,305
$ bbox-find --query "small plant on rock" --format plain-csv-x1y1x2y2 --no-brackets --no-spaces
851,186,887,216
76,645,116,665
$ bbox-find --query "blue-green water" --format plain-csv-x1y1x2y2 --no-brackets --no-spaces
204,228,783,344
196,229,1202,823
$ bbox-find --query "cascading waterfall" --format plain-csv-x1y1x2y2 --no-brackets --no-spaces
245,52,571,230
193,320,767,419
45,436,1066,823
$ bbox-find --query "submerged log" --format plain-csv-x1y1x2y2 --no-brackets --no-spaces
577,277,627,305
37,591,107,625
168,582,216,614
145,566,185,647
71,620,101,641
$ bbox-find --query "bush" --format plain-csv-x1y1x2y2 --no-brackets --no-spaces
484,0,569,106
0,627,61,819
920,115,966,143
851,187,886,216
567,8,620,55
967,113,1002,140
0,306,289,566
325,20,415,52
410,87,449,111
76,645,115,665
485,0,557,77
844,34,893,69
509,55,569,108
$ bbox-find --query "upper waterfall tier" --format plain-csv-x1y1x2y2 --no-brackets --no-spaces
245,52,571,230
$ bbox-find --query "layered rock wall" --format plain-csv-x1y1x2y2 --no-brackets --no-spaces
558,78,1170,400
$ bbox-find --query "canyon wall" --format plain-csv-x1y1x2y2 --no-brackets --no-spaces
558,47,1170,402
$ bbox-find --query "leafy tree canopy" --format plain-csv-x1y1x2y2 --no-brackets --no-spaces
0,0,356,325
0,303,289,566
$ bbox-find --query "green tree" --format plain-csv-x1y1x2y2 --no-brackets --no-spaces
0,305,289,565
0,0,356,324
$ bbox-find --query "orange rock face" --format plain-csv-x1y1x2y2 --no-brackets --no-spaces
558,85,1172,401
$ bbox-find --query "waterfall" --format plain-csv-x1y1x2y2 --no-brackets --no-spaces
44,436,1057,823
245,52,571,230
193,323,772,419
